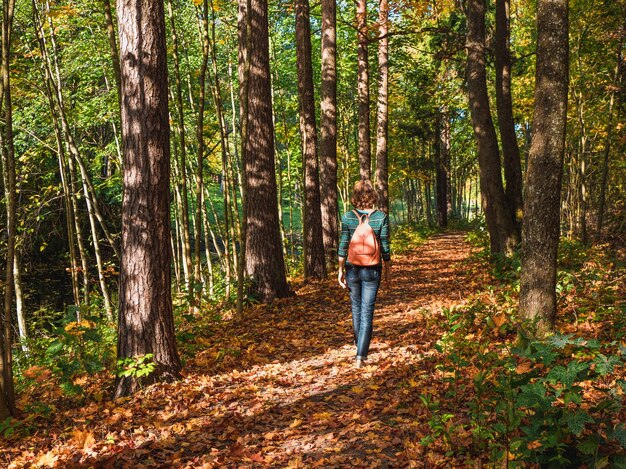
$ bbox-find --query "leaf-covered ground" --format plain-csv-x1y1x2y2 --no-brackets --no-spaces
2,232,476,467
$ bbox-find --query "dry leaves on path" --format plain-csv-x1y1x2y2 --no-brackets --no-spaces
2,232,473,468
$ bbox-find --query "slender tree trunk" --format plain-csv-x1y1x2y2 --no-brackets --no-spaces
35,6,121,259
296,0,326,279
167,0,193,290
115,0,182,397
0,0,16,418
206,1,233,296
466,0,517,256
356,0,371,179
202,209,215,297
236,0,250,315
495,0,523,233
519,0,569,336
435,111,449,228
193,0,210,304
597,22,624,232
320,0,338,263
375,0,389,214
244,0,290,301
102,0,122,110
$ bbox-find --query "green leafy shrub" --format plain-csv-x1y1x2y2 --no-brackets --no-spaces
14,308,116,395
424,301,626,467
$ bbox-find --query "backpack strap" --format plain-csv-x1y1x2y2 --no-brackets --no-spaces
352,209,377,223
352,209,367,224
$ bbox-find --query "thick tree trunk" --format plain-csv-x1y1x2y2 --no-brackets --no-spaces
519,0,569,336
115,0,181,397
244,0,290,301
466,0,517,256
375,0,389,214
495,0,523,233
356,0,371,179
296,0,326,279
319,0,338,263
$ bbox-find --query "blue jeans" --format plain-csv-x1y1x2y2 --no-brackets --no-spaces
346,265,381,359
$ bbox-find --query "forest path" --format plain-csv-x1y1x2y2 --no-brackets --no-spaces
6,232,474,468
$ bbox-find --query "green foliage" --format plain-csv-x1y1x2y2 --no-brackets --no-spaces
427,301,626,466
116,353,156,380
391,223,434,253
14,307,116,395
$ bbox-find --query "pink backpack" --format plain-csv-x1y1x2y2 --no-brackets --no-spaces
347,210,381,266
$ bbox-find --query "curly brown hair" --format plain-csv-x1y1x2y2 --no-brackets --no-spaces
350,178,378,209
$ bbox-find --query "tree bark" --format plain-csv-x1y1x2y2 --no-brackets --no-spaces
115,0,182,397
495,0,523,233
167,0,193,290
0,0,16,418
597,21,624,233
466,0,517,256
319,0,338,264
296,0,326,279
375,0,389,214
519,0,569,336
193,0,210,305
244,0,290,301
435,111,449,228
236,0,250,315
356,0,371,179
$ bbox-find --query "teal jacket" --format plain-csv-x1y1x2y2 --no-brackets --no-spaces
338,209,391,264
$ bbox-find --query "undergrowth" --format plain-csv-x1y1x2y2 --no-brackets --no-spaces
419,230,626,467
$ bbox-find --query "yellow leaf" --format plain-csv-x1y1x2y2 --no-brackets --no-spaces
289,418,303,428
72,429,96,450
36,451,57,467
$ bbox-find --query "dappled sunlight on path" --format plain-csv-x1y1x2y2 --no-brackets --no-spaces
3,232,473,468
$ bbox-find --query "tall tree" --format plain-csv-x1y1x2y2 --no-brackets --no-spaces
244,0,290,300
236,0,250,316
495,0,523,232
0,0,16,419
466,0,517,255
319,0,338,262
519,0,569,336
296,0,326,279
375,0,389,213
435,111,449,228
115,0,182,397
356,0,371,179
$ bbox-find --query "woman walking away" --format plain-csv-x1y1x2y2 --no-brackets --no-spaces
337,179,391,368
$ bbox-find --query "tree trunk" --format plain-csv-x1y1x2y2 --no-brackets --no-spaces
193,0,210,305
597,22,624,233
0,0,16,418
167,0,193,290
236,0,250,315
435,111,449,228
495,0,523,233
115,0,181,397
356,0,371,179
466,0,517,256
375,0,389,214
519,0,569,337
244,0,290,301
319,0,338,265
296,0,326,279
